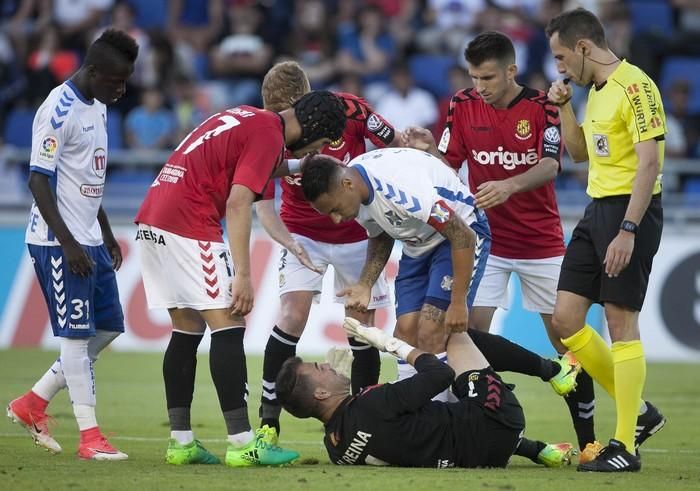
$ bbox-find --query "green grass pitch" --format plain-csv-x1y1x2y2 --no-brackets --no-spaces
1,349,698,490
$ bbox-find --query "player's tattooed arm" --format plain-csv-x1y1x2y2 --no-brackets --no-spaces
358,231,394,287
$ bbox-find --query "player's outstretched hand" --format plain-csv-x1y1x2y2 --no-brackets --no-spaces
63,238,95,277
326,346,353,378
230,276,254,317
343,318,391,352
401,126,436,153
103,235,123,271
337,283,371,312
290,241,322,274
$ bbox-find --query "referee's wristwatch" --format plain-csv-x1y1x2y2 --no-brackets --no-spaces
620,220,639,235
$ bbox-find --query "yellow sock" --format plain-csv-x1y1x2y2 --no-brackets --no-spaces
561,324,615,397
612,341,646,451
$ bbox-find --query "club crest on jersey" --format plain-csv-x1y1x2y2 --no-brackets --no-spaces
39,136,58,162
593,133,610,157
329,137,345,150
92,148,106,178
515,119,531,140
441,275,453,291
384,210,403,226
430,202,451,224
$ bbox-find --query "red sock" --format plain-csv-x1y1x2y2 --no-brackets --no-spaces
79,426,101,443
27,391,49,413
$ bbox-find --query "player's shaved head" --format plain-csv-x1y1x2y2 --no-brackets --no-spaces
262,61,311,112
301,154,342,203
465,31,515,68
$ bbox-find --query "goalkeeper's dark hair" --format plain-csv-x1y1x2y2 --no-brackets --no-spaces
84,28,139,69
465,31,515,67
276,357,318,419
545,7,607,49
287,90,346,151
301,154,342,203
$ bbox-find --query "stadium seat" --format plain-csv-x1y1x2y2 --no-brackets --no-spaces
3,108,36,148
627,1,673,35
683,177,700,205
106,109,124,150
409,54,457,99
660,57,700,114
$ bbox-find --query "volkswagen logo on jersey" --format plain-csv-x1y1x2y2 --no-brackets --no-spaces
515,119,531,140
92,148,107,178
366,113,383,132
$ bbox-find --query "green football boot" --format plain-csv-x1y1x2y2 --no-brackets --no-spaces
549,351,582,396
536,442,577,467
165,439,221,465
225,425,299,467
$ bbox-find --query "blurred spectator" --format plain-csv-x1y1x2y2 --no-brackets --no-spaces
125,86,176,150
666,80,700,158
375,62,438,131
49,0,114,52
100,1,150,86
285,0,337,88
336,4,397,97
0,32,27,139
335,73,365,98
209,0,273,107
169,75,206,143
598,0,631,60
433,64,470,139
25,23,80,105
417,0,485,55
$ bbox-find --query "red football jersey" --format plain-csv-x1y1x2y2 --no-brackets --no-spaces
136,106,284,241
439,87,565,259
272,92,395,244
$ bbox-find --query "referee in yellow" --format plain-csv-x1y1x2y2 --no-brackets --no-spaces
545,8,666,472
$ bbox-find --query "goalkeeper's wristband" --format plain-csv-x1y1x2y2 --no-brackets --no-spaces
287,159,302,174
385,337,414,361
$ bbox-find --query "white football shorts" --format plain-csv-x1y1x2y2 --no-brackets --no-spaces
278,233,392,309
472,254,563,314
137,224,233,310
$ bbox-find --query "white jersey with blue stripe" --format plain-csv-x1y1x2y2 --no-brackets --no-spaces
352,148,481,258
25,80,108,247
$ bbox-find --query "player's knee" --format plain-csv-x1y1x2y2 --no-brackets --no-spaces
416,326,447,354
551,310,577,339
278,309,308,337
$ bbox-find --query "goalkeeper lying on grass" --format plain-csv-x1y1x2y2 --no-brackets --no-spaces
276,318,575,468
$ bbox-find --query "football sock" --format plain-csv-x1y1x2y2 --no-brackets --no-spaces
60,337,95,408
561,324,615,397
612,341,646,451
228,429,254,447
73,404,98,431
210,327,250,434
467,328,555,379
514,437,546,463
348,336,380,394
260,326,299,428
171,430,194,445
163,330,203,431
87,330,120,361
32,357,65,402
563,368,596,449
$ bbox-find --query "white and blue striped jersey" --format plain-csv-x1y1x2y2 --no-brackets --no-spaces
26,80,108,247
352,148,484,258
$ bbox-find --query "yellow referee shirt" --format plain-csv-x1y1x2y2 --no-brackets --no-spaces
582,60,666,198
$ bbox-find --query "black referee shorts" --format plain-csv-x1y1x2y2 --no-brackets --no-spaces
453,368,525,467
558,194,663,311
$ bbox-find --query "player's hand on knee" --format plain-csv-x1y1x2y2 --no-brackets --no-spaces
343,317,391,351
445,302,468,333
290,241,322,274
230,276,254,316
64,239,95,277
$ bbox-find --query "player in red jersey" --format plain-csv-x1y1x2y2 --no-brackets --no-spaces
134,90,346,466
403,32,597,454
254,62,397,436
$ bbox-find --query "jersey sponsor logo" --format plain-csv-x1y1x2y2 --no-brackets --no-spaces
135,229,167,245
471,146,539,170
93,148,106,178
515,119,532,140
156,164,186,184
80,184,104,198
39,136,58,162
367,113,383,132
438,127,450,153
82,124,95,133
593,133,610,157
337,430,372,465
544,127,560,144
630,81,661,135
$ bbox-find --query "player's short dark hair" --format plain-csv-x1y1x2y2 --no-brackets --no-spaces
84,28,139,70
275,357,318,419
288,90,346,151
545,7,607,49
301,154,342,203
465,31,515,67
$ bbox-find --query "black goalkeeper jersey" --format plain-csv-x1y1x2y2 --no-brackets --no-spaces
323,354,523,468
